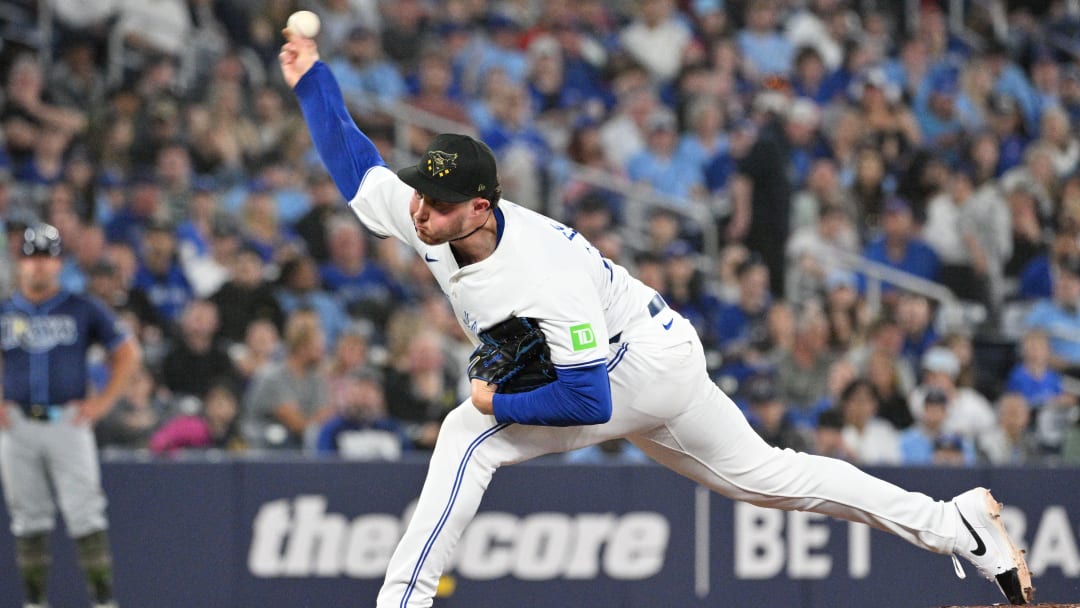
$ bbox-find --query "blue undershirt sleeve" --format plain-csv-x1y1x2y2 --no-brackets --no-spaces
491,363,612,426
293,61,386,200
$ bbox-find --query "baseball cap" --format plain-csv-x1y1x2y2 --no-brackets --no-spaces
922,346,960,377
21,223,63,257
397,133,501,204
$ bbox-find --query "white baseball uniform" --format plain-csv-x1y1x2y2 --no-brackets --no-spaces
287,59,970,608
347,166,963,608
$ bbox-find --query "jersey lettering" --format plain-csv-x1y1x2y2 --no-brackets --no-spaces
1,313,78,353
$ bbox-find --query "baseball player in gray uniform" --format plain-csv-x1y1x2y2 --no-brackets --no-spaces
279,31,1034,607
0,224,140,608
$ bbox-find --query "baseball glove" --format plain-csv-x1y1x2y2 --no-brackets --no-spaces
467,317,557,393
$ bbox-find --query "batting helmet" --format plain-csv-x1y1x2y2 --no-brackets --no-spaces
21,223,63,257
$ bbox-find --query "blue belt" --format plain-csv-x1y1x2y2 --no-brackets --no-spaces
16,403,68,422
609,294,667,344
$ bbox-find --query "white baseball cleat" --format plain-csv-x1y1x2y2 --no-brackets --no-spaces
950,487,1034,605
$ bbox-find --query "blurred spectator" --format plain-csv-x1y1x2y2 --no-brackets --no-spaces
2,54,86,167
802,357,858,429
1004,328,1078,452
785,203,859,303
914,69,966,162
839,379,901,465
715,254,774,368
104,174,167,252
243,311,333,450
850,68,922,174
112,0,192,68
59,221,108,295
899,388,976,466
1038,106,1079,178
599,79,656,169
175,177,222,266
896,293,938,371
848,146,890,237
328,25,407,111
850,317,915,393
1005,179,1049,286
150,382,246,455
294,171,342,263
987,93,1031,176
776,304,836,416
316,369,409,460
737,1,793,80
131,221,193,326
327,321,374,412
909,346,996,441
821,270,869,353
627,108,705,201
382,325,459,450
182,213,244,299
922,167,1011,307
95,365,168,450
976,392,1041,465
730,98,822,296
619,0,693,85
661,241,722,349
276,254,348,348
1023,254,1080,371
210,244,284,344
866,347,914,430
858,197,939,300
250,86,307,170
319,216,406,328
380,0,428,70
159,299,240,399
744,375,809,452
229,318,281,382
812,408,852,460
477,78,550,210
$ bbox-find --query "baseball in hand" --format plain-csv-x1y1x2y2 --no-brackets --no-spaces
287,10,320,39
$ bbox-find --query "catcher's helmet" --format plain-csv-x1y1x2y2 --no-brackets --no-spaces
21,223,63,257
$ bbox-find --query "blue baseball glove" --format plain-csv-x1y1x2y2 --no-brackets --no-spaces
467,317,557,393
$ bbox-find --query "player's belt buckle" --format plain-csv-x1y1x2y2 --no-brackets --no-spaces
21,404,64,422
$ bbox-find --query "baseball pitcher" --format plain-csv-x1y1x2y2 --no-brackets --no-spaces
279,30,1033,607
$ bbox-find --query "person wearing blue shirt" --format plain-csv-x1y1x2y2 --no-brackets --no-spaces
1024,253,1080,369
858,197,940,296
0,223,140,608
316,370,410,460
275,254,347,349
1006,329,1067,409
131,222,194,325
626,109,706,201
900,390,976,466
318,216,407,328
327,26,407,110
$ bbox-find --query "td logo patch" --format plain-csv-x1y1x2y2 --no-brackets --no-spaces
569,323,597,351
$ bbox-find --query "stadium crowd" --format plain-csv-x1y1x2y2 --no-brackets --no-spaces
3,0,1080,467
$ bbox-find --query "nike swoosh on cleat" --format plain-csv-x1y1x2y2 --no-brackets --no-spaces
958,511,987,556
662,319,674,330
424,253,439,263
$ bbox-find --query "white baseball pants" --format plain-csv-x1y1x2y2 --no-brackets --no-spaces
377,310,962,607
0,406,108,538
